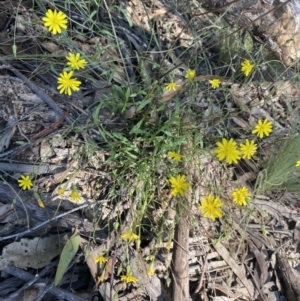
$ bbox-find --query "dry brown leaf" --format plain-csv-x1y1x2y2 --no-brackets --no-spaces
247,238,269,288
0,204,14,222
231,83,259,108
253,197,300,221
98,283,116,301
0,116,16,153
0,235,66,270
39,41,60,53
123,106,136,119
213,242,255,298
207,283,243,299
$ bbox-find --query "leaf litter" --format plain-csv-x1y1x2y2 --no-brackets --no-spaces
0,0,300,300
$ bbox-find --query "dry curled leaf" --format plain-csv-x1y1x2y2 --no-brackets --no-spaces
0,235,66,270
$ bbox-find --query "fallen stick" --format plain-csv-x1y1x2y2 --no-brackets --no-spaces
4,266,88,301
31,111,69,140
0,162,65,174
276,253,300,301
4,261,58,301
0,182,107,242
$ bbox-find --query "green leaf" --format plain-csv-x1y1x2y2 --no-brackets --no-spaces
114,6,133,27
12,44,17,57
92,104,102,126
54,232,80,286
136,98,152,112
124,87,131,102
84,248,90,261
129,119,144,135
89,10,98,19
15,141,26,145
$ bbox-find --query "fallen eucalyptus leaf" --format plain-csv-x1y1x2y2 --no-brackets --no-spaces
0,235,66,270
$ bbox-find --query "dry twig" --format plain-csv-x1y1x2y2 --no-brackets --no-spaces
4,266,88,301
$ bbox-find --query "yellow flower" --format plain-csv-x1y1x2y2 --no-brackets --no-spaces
121,232,139,242
97,273,108,284
240,139,257,159
166,241,171,250
164,82,180,91
199,194,223,221
209,78,221,89
121,274,139,283
57,188,65,195
169,175,190,197
66,53,87,70
214,138,241,164
18,175,33,190
42,9,68,35
231,187,250,206
241,59,255,76
147,267,155,276
168,151,183,162
69,190,81,201
252,119,273,139
94,254,108,264
296,160,300,167
185,69,196,80
57,71,81,96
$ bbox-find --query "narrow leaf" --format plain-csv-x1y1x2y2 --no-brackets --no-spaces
55,232,79,286
33,191,45,208
12,44,17,57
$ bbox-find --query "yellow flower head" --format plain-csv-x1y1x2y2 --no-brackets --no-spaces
240,139,257,159
57,71,81,96
169,175,190,197
66,53,87,70
147,267,155,276
209,78,221,89
57,188,65,195
231,187,250,206
18,175,33,190
42,9,68,35
185,69,196,80
214,138,241,164
97,273,108,284
199,194,223,221
165,241,172,250
121,232,139,242
164,82,180,91
296,160,300,167
94,254,108,264
69,190,81,202
121,273,139,283
168,151,183,162
252,119,273,139
241,59,255,77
